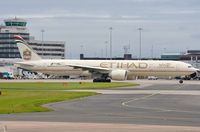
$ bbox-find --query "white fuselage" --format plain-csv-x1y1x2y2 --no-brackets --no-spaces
15,59,197,78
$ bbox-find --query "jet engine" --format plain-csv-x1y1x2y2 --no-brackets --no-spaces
81,70,92,77
109,69,128,81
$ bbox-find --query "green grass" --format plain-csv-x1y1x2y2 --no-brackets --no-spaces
0,90,96,114
0,82,138,90
0,82,138,114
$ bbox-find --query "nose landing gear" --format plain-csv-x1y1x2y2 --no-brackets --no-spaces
179,79,183,84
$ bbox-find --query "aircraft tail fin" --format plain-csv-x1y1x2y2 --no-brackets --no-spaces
14,35,42,61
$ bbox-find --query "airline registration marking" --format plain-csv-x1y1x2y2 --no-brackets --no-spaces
100,62,148,69
158,63,175,68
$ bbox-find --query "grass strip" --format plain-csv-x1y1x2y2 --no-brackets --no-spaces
0,90,96,114
0,82,138,90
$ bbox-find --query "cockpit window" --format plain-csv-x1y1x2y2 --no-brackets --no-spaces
188,66,192,68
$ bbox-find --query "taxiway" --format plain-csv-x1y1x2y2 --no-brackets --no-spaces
1,80,200,132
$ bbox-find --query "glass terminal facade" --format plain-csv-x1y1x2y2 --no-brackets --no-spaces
0,18,65,59
0,18,29,58
5,21,27,27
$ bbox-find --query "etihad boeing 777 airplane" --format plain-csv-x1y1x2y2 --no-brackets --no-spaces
14,35,199,83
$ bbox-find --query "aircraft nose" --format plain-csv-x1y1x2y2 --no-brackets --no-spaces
197,69,200,73
192,68,200,72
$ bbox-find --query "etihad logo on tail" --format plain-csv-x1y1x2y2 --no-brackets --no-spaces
23,49,32,60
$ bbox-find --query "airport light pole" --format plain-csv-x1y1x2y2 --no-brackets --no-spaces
41,29,45,57
68,44,72,59
138,27,142,60
105,41,108,60
151,45,154,59
109,27,113,60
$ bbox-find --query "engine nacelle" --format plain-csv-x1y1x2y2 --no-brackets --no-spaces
80,71,92,77
109,69,128,81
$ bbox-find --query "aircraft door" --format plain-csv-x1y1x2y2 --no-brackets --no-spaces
176,63,180,71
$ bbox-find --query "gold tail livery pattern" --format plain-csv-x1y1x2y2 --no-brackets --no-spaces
14,35,41,61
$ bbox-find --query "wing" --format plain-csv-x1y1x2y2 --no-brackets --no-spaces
67,64,110,74
14,62,34,67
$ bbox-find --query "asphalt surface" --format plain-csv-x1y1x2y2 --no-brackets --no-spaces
1,80,200,131
2,121,200,132
0,80,200,126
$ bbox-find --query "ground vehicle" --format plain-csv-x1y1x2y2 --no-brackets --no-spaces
148,76,158,80
0,72,14,79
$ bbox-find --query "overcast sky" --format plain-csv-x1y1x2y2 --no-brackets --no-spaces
1,0,200,58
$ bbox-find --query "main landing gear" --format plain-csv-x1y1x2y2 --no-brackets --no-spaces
93,78,111,83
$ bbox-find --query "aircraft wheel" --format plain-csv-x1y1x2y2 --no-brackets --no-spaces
93,79,98,82
93,78,111,83
106,79,111,82
179,80,183,84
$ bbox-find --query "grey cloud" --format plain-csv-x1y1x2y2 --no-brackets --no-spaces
1,0,200,58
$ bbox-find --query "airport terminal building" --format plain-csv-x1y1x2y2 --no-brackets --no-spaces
0,17,65,78
0,18,29,58
29,37,65,59
0,17,65,59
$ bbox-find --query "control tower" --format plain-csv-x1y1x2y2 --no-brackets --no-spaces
0,17,65,59
0,17,29,58
4,18,27,27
